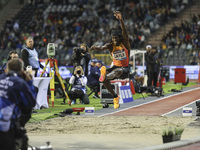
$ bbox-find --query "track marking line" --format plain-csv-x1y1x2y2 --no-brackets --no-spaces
99,87,200,117
161,99,200,116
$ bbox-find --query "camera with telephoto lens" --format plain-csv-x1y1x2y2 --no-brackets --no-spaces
72,47,86,66
15,126,28,150
47,43,56,58
76,70,81,75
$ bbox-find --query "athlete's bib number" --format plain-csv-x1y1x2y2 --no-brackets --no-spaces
113,50,127,60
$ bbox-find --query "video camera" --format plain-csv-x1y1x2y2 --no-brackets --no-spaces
15,126,53,150
72,47,86,66
47,43,55,58
73,47,85,53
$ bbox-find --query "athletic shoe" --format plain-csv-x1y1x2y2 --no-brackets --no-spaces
99,66,106,82
113,96,120,109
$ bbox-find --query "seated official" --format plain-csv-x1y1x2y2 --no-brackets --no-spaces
68,66,89,104
87,58,100,98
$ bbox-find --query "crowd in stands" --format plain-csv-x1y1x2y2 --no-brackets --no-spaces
0,0,193,66
161,13,200,65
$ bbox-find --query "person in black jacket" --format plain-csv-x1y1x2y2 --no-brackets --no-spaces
72,43,91,76
153,50,162,87
21,37,44,77
145,45,158,87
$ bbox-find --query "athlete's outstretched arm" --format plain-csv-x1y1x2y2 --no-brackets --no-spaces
90,43,112,51
114,11,131,50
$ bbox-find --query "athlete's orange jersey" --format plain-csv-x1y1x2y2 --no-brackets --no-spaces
111,43,129,67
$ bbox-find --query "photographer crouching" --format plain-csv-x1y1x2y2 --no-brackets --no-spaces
0,58,36,150
72,43,91,76
67,66,89,104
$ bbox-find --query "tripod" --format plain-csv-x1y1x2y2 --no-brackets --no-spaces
40,58,70,106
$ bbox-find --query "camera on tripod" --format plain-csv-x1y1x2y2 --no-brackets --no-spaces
47,43,55,58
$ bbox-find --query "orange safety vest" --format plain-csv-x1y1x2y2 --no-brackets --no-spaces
111,43,129,67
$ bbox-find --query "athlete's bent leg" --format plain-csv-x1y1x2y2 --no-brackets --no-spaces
106,68,123,80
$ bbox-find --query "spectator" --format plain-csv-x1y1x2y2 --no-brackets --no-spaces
186,41,193,50
68,66,89,105
21,37,44,77
190,56,197,65
0,58,36,150
13,21,19,31
0,0,191,66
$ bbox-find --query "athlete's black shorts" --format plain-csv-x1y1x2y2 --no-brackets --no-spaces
106,65,129,80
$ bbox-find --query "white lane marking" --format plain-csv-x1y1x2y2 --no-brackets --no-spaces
99,87,200,117
161,99,199,116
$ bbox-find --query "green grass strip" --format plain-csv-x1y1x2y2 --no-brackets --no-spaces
29,81,197,123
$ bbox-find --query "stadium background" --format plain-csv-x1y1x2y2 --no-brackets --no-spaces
0,1,200,149
0,0,200,79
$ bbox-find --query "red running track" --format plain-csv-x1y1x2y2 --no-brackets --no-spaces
109,87,200,116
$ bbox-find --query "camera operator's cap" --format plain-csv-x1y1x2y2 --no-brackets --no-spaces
97,60,104,65
91,58,98,63
146,45,152,49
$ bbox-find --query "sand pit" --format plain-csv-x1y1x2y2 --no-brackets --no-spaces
26,116,200,149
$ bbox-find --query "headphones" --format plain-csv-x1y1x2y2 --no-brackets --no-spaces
7,51,18,61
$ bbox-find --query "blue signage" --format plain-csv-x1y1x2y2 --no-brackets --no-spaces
119,85,134,103
183,110,192,113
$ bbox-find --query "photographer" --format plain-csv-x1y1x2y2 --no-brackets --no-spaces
72,43,91,76
0,58,36,150
0,51,19,74
68,66,89,104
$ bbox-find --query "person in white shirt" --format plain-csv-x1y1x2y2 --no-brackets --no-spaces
68,66,89,104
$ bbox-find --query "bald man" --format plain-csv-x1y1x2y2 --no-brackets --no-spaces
21,37,43,77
